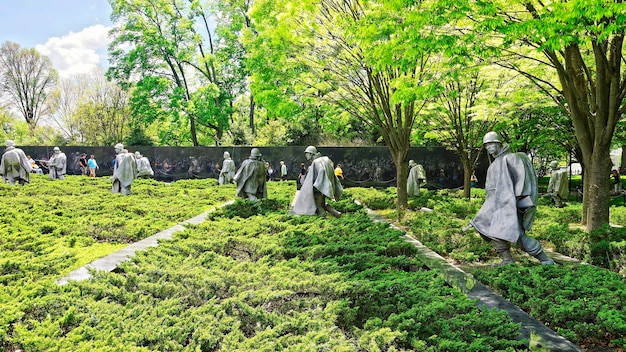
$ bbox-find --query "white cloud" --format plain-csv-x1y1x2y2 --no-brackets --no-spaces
36,24,111,78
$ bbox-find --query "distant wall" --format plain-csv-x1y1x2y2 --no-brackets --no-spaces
19,145,488,188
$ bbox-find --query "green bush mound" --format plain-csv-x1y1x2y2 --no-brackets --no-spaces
473,265,626,350
2,184,525,351
345,185,626,350
0,176,235,351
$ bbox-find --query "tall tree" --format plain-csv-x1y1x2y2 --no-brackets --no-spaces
462,0,626,231
212,0,256,133
75,75,131,146
426,67,495,198
0,41,57,136
48,72,90,144
108,0,230,146
249,0,441,211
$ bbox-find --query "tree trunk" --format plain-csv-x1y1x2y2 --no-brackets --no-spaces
621,145,626,174
463,162,471,198
387,139,410,212
249,94,255,134
393,152,409,212
190,116,199,146
581,151,612,230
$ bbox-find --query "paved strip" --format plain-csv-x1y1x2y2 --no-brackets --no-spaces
56,201,234,285
363,205,583,352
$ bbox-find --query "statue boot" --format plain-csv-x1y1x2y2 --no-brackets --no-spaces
324,204,342,218
494,250,515,267
534,251,555,265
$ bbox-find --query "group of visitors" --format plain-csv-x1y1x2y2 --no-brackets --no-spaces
79,153,100,178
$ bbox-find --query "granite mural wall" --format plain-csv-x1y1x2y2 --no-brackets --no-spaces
19,145,488,189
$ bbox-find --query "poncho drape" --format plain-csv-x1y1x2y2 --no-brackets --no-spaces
1,146,31,183
233,158,267,199
292,155,343,215
470,145,537,243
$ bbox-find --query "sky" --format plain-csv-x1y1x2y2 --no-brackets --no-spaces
0,0,113,78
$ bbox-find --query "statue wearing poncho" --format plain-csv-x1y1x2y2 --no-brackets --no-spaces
1,140,31,185
292,146,343,218
219,151,236,185
407,160,427,197
547,161,568,207
468,131,554,266
112,143,138,195
470,144,537,242
233,148,267,201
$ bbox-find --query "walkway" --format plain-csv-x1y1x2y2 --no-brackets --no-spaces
56,201,234,285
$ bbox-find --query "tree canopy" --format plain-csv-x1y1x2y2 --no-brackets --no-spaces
0,41,57,136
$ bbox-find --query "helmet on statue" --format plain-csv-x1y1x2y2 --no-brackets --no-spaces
482,131,502,145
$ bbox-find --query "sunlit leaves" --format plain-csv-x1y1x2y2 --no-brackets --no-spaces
108,0,237,145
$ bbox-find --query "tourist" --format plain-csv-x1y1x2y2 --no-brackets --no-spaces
88,155,99,178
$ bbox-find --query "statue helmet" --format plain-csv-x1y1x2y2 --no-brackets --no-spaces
223,151,230,158
482,131,502,145
6,140,15,147
549,161,559,169
53,146,60,152
304,146,317,154
114,143,124,150
250,148,262,157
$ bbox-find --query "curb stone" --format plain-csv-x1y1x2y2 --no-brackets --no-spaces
56,200,234,285
361,204,583,352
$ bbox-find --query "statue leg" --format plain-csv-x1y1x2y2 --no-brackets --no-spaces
121,185,131,195
491,238,514,266
313,191,327,217
324,203,342,218
517,233,554,265
111,180,121,193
